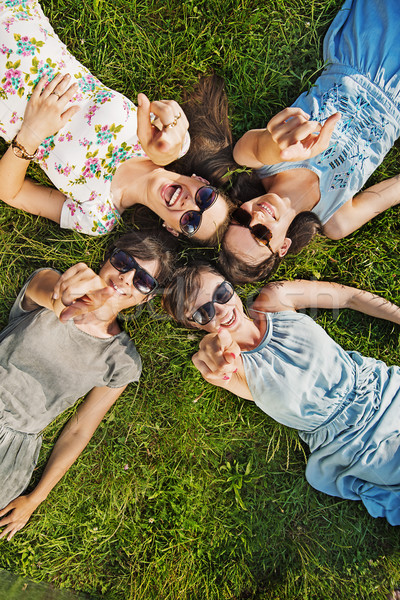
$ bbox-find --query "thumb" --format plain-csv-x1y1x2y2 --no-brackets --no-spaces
136,92,152,143
317,112,341,150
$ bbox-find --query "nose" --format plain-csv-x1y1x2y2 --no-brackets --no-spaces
249,208,266,227
214,302,226,316
182,185,199,210
118,270,134,284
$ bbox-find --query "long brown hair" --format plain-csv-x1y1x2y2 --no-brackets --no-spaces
172,75,237,189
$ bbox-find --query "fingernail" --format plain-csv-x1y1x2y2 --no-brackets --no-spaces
229,353,236,359
233,368,238,373
52,293,58,300
223,376,230,381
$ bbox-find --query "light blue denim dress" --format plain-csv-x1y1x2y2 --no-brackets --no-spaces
242,310,400,525
256,0,400,224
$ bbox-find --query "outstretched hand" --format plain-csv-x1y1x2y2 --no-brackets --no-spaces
0,495,39,541
17,73,80,152
52,263,114,322
136,93,189,166
267,107,341,162
192,328,242,384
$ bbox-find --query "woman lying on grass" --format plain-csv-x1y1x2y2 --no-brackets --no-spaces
0,0,231,244
219,0,400,283
0,229,175,541
163,263,400,525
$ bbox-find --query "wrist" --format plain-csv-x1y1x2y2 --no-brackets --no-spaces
13,127,41,157
256,129,281,165
26,489,47,507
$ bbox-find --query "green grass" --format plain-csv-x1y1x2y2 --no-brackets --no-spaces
1,0,400,599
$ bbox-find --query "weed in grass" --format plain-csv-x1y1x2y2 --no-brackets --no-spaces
1,1,400,600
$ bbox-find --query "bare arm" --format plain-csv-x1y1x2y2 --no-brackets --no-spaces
0,73,79,221
323,174,400,239
233,107,340,167
253,279,400,324
0,385,126,540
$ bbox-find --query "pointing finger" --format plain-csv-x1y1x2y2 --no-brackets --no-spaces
59,287,114,322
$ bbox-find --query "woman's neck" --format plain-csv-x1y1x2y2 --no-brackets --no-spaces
232,311,266,352
263,168,321,215
73,304,121,338
111,158,159,211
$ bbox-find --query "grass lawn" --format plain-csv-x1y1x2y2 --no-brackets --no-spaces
1,0,400,598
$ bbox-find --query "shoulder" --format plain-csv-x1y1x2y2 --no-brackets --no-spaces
108,332,142,384
252,281,297,314
10,268,59,319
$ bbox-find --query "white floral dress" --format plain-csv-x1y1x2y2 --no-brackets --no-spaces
0,0,148,235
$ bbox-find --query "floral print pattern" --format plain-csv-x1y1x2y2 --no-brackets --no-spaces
0,0,148,236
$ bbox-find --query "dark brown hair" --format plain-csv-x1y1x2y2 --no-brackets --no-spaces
105,228,177,287
218,212,323,285
172,75,237,188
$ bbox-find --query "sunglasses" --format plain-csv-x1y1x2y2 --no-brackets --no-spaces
231,208,273,252
110,248,158,295
190,280,234,325
179,186,219,237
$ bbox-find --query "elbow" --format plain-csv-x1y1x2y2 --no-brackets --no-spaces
232,145,245,166
322,221,346,240
0,191,17,206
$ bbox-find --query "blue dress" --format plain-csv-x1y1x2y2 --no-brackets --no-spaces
256,0,400,225
242,310,400,525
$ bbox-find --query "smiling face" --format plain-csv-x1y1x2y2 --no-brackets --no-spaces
223,193,293,265
146,170,230,242
99,254,160,312
187,270,246,335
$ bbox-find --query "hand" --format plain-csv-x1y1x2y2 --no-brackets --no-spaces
136,93,189,166
17,73,80,152
267,106,341,162
0,494,39,541
52,263,114,322
192,328,242,384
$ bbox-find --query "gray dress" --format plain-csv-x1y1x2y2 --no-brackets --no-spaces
0,270,142,508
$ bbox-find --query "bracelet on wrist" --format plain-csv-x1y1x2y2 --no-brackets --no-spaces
11,134,38,161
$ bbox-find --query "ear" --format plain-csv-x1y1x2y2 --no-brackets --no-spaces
162,222,180,237
191,173,210,185
277,237,292,258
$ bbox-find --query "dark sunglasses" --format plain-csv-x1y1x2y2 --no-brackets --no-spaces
231,208,273,252
190,280,234,325
110,248,158,295
179,186,219,237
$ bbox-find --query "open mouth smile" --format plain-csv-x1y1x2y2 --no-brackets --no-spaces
162,185,183,207
220,309,237,328
258,201,276,219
